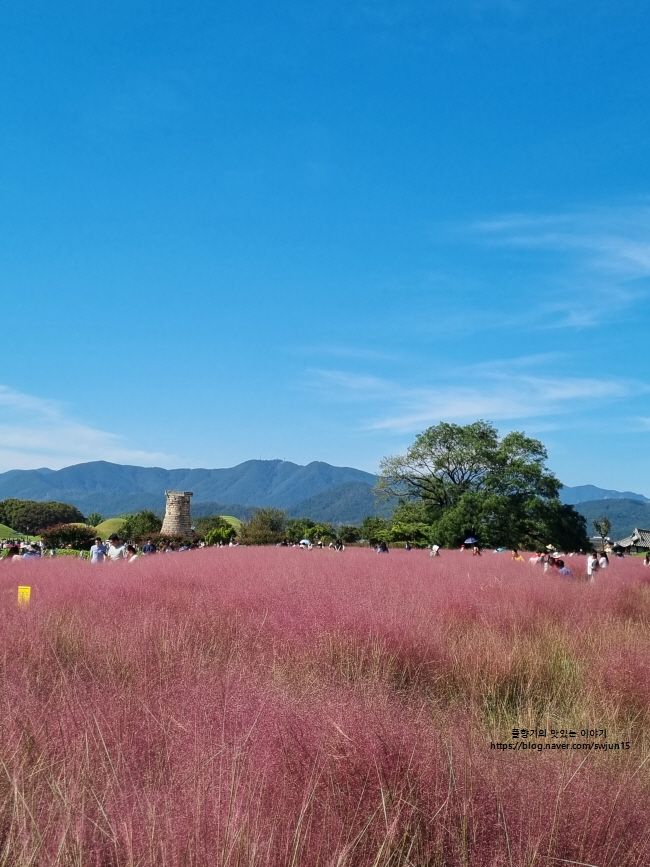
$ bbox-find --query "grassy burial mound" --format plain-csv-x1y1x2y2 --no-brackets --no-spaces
0,522,19,539
94,515,241,540
1,549,649,865
94,516,127,538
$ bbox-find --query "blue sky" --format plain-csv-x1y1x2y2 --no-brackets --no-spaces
2,0,649,493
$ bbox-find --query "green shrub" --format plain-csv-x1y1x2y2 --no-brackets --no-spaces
53,549,89,559
39,524,97,550
204,521,237,546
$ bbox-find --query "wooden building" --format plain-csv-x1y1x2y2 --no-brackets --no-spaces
614,527,650,553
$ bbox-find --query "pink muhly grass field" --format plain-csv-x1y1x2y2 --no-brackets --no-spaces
1,548,649,866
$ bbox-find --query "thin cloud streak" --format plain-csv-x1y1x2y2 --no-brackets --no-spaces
469,203,650,329
295,344,401,362
309,365,643,435
473,203,650,274
0,384,173,471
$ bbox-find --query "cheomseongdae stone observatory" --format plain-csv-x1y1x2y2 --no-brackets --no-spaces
161,491,193,536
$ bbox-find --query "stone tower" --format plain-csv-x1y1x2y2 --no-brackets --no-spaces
161,491,193,536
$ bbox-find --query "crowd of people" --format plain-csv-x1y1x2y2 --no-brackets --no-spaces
421,542,647,580
3,536,650,576
87,535,210,562
0,541,45,559
0,535,207,562
277,538,346,550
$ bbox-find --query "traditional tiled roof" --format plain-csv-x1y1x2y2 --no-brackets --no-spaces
615,527,650,548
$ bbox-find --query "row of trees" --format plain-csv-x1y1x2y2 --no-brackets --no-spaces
237,511,362,546
37,513,243,550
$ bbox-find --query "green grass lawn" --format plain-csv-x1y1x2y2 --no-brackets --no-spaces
0,523,19,539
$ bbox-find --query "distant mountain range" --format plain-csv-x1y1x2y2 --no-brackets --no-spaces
558,484,649,506
558,486,649,539
0,460,646,532
0,460,390,524
568,499,650,541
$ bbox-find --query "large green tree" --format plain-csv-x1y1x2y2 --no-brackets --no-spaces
527,498,589,552
377,420,588,550
378,421,559,506
240,508,287,545
202,517,237,545
285,518,316,543
360,516,392,545
285,519,337,544
119,510,163,541
338,525,361,543
194,515,236,537
389,500,435,545
0,499,86,535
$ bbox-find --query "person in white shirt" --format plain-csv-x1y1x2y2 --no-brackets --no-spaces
106,536,126,562
586,552,599,582
89,538,107,564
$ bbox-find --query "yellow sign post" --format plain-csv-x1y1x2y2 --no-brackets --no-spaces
17,586,31,607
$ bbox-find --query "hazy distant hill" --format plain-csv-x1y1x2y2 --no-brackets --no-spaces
560,484,649,505
570,498,650,541
290,481,395,524
560,486,650,539
0,460,380,523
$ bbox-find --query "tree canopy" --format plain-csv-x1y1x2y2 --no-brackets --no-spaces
201,517,237,545
0,499,86,535
378,421,559,505
119,510,163,541
593,516,612,546
39,523,96,550
377,420,588,550
240,508,287,545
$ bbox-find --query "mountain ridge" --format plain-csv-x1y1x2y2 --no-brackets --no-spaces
0,460,379,522
559,484,649,505
569,498,650,542
0,460,646,528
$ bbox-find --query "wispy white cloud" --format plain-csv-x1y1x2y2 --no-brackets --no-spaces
0,385,173,471
309,369,398,396
368,375,630,433
462,352,567,374
294,343,400,362
468,203,650,329
308,359,645,435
